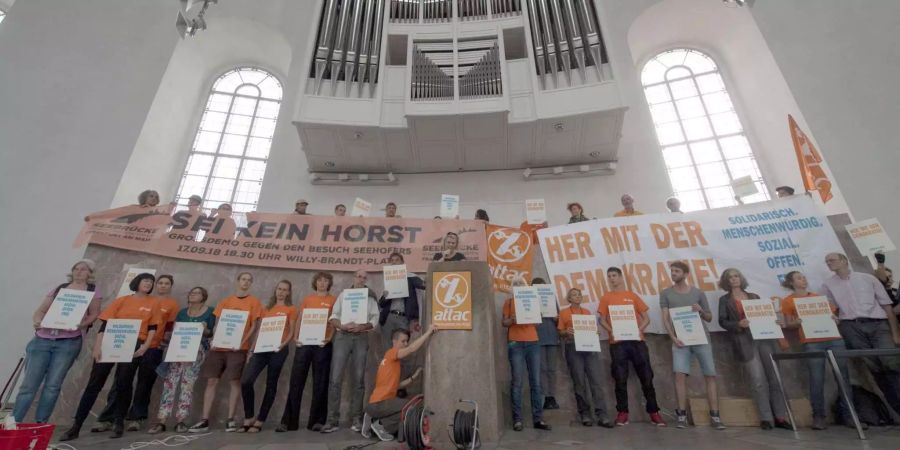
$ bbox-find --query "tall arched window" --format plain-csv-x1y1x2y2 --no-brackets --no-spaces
642,49,768,211
175,67,283,213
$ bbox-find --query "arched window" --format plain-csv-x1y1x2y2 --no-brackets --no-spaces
642,49,769,211
0,9,6,24
175,67,283,213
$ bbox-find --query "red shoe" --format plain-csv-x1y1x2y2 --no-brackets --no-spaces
615,412,629,426
650,412,667,427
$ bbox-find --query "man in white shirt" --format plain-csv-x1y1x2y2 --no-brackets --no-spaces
321,270,380,433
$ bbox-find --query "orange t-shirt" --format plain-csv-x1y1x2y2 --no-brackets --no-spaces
557,304,593,335
98,295,163,342
598,291,649,343
264,304,299,344
781,292,839,344
299,294,338,344
213,295,263,351
503,298,538,342
614,209,643,217
150,296,180,349
369,348,401,403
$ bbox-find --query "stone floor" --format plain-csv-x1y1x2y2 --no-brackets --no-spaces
45,423,900,450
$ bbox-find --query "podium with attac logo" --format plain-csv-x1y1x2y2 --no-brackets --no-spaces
423,261,504,444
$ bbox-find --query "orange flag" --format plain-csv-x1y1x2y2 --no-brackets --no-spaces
788,114,833,203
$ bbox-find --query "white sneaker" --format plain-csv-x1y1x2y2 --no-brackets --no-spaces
351,417,362,432
370,420,394,442
361,413,372,438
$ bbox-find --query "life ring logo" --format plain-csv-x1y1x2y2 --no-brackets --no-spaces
434,273,469,309
431,271,473,330
488,228,530,264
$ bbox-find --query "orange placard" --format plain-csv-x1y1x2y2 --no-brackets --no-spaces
486,224,534,293
432,271,473,330
788,114,833,203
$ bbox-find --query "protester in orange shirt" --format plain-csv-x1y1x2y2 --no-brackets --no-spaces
95,275,180,432
597,267,665,427
361,326,435,441
277,272,337,433
780,271,855,430
614,194,643,217
190,272,262,433
61,273,162,441
503,278,551,432
558,288,612,428
238,280,297,433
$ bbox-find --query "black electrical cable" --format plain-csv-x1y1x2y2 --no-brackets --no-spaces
403,402,426,450
451,409,479,449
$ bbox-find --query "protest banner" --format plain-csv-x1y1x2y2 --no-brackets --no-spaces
440,194,460,218
525,199,547,224
40,289,93,330
351,198,372,217
339,288,369,324
608,304,641,341
164,322,204,362
254,316,287,353
572,314,601,352
535,284,558,318
486,224,534,293
432,272,472,330
211,309,249,350
742,299,785,340
669,306,709,346
846,218,895,255
76,209,486,272
537,195,842,334
794,296,841,340
101,319,141,362
298,308,329,345
383,264,409,299
513,286,542,325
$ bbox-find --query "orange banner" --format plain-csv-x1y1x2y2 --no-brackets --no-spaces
431,271,473,330
75,206,486,273
788,114,833,203
486,224,534,293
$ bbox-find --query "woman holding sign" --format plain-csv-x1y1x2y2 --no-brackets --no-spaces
148,287,215,434
780,271,855,430
717,268,790,431
61,272,162,441
239,280,297,433
557,288,612,428
278,272,337,433
13,259,101,424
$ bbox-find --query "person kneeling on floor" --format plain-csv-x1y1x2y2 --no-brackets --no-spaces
361,326,436,441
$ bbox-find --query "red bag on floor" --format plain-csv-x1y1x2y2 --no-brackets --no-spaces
0,423,55,450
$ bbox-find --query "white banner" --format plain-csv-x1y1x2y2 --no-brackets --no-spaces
535,284,558,318
40,288,93,330
340,288,369,325
254,316,286,353
100,319,141,363
795,296,841,340
537,196,842,334
440,194,460,219
743,299,785,340
669,306,708,346
525,199,547,224
351,198,373,217
298,308,329,345
846,218,895,255
384,265,409,299
572,314,601,352
513,286,542,324
211,309,249,350
164,322,204,362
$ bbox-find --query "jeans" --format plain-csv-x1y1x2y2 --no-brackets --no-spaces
838,319,900,414
280,343,332,431
508,341,543,423
365,397,407,435
98,347,163,422
609,341,659,413
804,340,852,419
563,342,608,421
241,346,289,422
72,353,143,428
743,339,786,422
13,336,82,423
541,345,559,398
327,332,369,425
